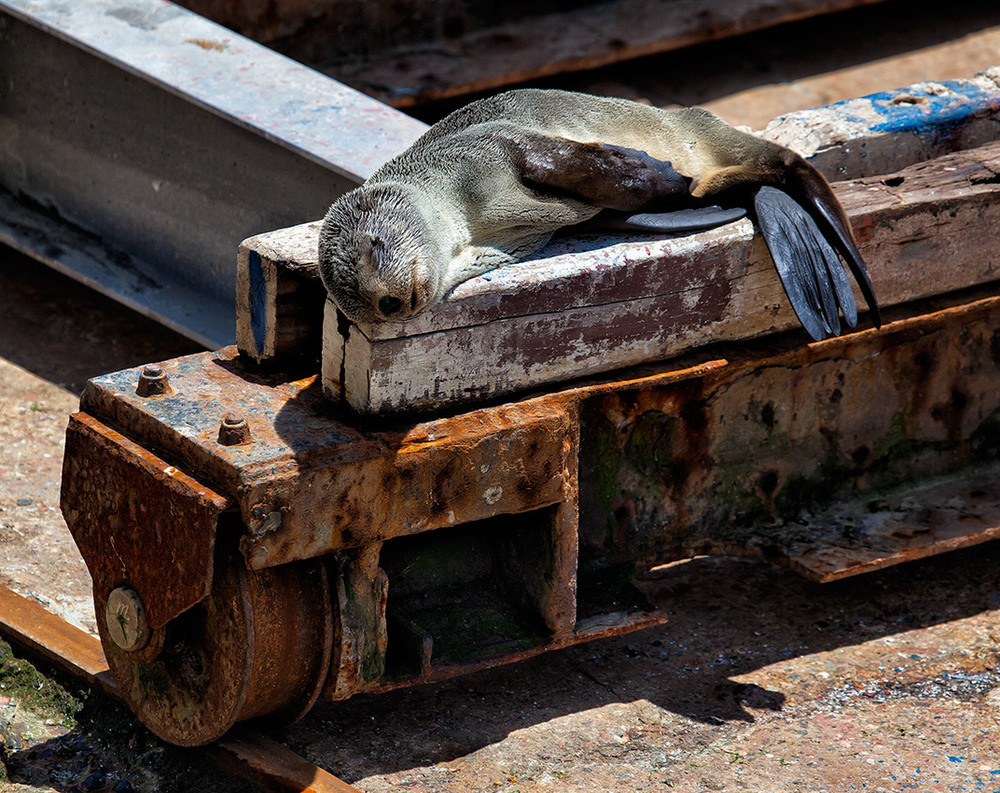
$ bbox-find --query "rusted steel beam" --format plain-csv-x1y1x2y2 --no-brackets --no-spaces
0,585,116,695
77,290,1000,578
78,361,578,570
576,292,1000,578
214,731,363,793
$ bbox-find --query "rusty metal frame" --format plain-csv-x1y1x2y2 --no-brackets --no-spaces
62,284,1000,703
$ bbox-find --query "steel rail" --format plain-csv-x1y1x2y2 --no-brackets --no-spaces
0,584,363,793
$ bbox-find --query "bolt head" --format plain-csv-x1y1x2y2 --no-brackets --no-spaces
105,587,150,652
136,363,169,397
218,414,251,445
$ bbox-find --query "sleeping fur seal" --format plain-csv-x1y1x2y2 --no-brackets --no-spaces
319,89,879,341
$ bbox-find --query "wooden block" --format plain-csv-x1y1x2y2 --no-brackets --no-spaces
236,221,325,370
321,139,1000,414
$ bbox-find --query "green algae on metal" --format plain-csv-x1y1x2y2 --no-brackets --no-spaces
0,640,81,728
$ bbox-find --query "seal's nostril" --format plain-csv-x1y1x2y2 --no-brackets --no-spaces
379,296,403,317
410,289,419,311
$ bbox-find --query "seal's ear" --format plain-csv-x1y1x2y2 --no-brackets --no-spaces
505,129,690,211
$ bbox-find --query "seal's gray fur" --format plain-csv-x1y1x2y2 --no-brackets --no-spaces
319,89,878,339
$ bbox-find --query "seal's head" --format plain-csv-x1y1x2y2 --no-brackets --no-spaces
319,182,444,325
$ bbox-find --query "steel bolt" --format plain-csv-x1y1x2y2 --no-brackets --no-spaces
218,412,251,446
105,587,150,652
135,363,169,397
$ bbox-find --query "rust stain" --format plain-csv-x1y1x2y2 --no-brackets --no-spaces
185,38,227,51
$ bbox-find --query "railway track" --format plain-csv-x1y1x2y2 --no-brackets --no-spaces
0,583,362,793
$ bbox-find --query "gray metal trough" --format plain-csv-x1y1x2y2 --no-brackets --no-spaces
0,0,425,347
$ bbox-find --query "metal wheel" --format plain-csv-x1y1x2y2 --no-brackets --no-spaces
98,547,333,746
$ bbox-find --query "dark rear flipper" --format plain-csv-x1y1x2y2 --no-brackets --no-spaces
595,205,747,233
754,185,859,341
793,162,881,329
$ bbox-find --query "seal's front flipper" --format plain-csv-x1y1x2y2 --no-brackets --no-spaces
508,130,691,211
594,205,747,233
754,185,857,341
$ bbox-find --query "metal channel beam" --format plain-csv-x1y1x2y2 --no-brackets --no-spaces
0,0,426,347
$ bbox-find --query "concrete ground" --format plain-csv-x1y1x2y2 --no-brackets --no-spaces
287,550,1000,792
1,0,1000,790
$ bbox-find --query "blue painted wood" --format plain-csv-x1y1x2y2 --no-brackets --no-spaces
765,74,1000,180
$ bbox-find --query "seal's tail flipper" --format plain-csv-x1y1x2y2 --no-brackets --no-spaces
793,164,881,330
754,185,859,341
594,205,747,233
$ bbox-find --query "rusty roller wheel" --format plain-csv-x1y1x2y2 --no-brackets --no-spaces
98,547,333,746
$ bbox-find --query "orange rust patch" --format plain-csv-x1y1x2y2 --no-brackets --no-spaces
185,38,226,51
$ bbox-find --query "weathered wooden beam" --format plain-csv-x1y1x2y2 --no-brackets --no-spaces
764,71,1000,180
238,136,1000,413
320,0,890,108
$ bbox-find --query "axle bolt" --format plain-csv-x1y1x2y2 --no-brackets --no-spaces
135,363,169,397
218,413,251,446
105,587,150,652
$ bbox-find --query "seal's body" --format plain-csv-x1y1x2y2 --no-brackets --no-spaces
320,89,878,340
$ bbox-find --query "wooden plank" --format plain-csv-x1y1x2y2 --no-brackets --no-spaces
324,0,890,108
763,72,1000,180
320,138,1000,413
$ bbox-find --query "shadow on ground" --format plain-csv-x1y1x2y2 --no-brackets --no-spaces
0,248,202,395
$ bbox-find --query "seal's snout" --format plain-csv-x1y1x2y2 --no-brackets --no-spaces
376,285,427,320
378,296,403,317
